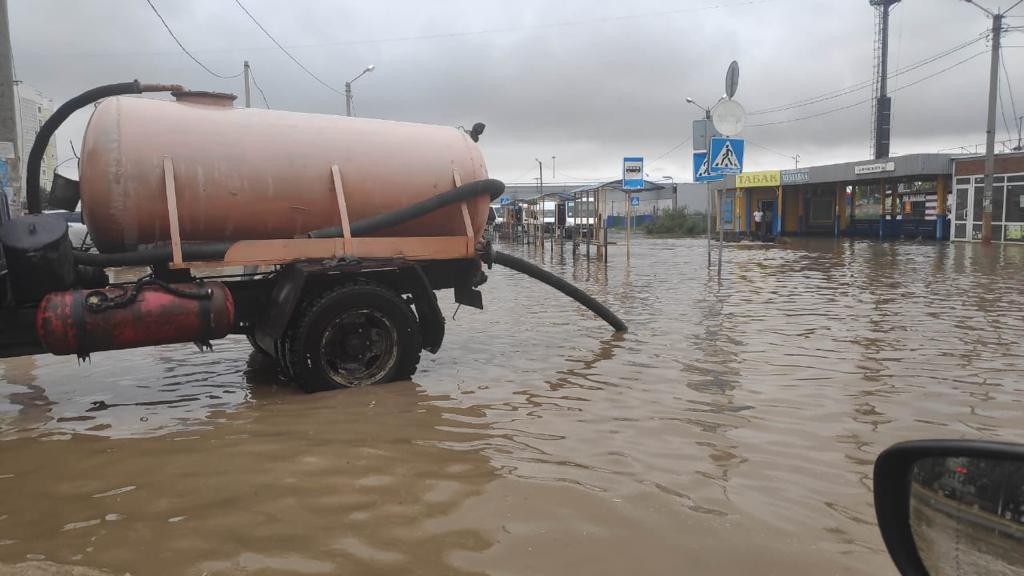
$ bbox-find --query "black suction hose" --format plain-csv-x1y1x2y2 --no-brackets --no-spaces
491,250,627,333
72,242,234,268
26,80,184,214
307,178,505,238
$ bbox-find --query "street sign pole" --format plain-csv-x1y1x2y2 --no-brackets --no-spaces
705,109,712,269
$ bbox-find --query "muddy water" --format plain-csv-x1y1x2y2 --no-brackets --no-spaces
1,236,1023,575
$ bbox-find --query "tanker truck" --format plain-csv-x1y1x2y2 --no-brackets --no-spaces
0,81,625,393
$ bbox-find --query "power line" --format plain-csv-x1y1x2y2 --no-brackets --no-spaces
748,50,988,127
746,139,797,160
646,137,692,168
247,64,271,109
1000,46,1019,123
232,0,343,95
143,0,241,79
749,32,987,116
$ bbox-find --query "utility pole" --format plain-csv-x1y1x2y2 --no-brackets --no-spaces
1015,115,1023,151
0,0,20,214
963,0,1022,243
551,155,556,180
870,0,900,159
982,12,1002,243
793,154,800,169
345,82,352,117
243,60,251,108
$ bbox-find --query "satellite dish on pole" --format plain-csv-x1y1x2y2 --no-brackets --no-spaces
725,60,740,100
712,99,746,136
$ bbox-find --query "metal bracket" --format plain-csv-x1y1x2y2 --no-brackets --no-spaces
331,163,353,257
453,168,475,254
163,157,183,267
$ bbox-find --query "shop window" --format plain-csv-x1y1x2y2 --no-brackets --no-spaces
1008,174,1024,183
810,194,833,222
954,187,970,221
1006,224,1024,242
955,177,971,186
853,184,881,219
954,223,968,239
1006,185,1024,222
993,185,1005,222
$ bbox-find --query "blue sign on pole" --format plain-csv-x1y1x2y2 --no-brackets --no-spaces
708,137,744,175
499,196,511,205
630,195,640,207
623,157,644,190
693,151,724,183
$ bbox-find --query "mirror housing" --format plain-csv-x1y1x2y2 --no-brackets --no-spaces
874,440,1024,576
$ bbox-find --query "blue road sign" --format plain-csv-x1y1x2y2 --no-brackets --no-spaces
709,137,744,175
499,196,511,205
693,151,724,183
630,195,640,207
623,157,644,190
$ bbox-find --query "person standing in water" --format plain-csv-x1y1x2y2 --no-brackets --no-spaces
752,206,764,241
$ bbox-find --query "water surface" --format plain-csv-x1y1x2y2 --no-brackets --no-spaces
1,236,1022,575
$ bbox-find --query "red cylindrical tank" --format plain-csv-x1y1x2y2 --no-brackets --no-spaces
78,93,490,253
37,282,234,356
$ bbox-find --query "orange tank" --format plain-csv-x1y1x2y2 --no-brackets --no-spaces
78,92,490,253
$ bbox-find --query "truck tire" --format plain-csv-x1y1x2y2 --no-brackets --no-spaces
284,281,421,393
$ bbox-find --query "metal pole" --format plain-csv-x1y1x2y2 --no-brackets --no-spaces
243,60,251,108
345,81,353,117
551,155,556,180
536,159,543,249
717,187,723,277
626,193,631,256
705,108,712,269
981,13,1003,243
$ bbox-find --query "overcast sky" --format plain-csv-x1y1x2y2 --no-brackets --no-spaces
8,0,1023,184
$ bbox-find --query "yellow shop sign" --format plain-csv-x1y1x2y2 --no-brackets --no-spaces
736,170,781,188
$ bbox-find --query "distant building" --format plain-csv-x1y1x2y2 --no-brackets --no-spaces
8,83,56,213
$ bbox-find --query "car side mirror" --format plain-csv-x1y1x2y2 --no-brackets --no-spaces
874,440,1024,576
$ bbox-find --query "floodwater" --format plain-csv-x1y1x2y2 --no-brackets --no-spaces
1,235,1023,575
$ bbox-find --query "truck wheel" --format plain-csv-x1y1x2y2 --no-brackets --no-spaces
285,282,421,392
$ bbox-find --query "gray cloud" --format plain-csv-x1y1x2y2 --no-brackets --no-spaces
9,0,1022,183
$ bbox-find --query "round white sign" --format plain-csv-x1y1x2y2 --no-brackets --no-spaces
712,99,746,136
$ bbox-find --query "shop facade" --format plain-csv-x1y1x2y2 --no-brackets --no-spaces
723,154,953,240
950,151,1024,243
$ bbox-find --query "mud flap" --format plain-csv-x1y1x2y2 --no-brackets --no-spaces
405,265,445,354
252,264,307,358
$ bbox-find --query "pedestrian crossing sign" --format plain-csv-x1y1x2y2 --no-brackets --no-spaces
693,151,724,183
709,137,744,175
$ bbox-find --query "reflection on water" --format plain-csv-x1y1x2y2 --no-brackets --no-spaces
1,236,1023,574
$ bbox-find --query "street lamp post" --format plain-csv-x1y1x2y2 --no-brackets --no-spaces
345,64,375,117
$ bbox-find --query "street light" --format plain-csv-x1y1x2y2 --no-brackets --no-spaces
345,64,375,117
